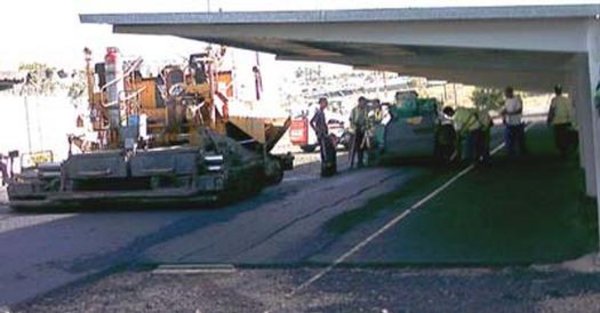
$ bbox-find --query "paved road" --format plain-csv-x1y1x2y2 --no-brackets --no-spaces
0,122,542,307
0,152,422,306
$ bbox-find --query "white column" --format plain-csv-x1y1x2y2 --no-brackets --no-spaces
573,56,597,196
567,65,587,170
586,20,600,252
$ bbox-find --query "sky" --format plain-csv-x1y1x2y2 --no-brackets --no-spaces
0,0,596,104
0,0,596,70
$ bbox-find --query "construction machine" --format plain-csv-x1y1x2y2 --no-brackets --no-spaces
368,90,457,164
7,46,293,210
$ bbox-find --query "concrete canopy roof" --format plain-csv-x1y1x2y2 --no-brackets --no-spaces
80,4,600,91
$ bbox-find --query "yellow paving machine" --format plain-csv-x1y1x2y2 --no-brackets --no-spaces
7,47,293,210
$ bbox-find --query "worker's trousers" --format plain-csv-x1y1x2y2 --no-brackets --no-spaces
472,129,490,164
553,123,572,157
505,124,527,157
318,135,337,177
353,130,366,167
465,129,489,164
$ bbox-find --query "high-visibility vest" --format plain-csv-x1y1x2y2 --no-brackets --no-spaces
350,105,369,131
454,108,481,134
550,95,573,125
477,110,493,130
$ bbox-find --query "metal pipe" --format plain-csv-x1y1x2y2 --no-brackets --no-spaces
23,95,32,153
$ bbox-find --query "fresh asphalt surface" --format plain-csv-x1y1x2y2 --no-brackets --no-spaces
4,122,596,312
0,126,521,308
0,152,424,306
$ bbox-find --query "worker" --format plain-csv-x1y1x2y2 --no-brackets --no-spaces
367,99,385,161
438,107,459,162
452,106,482,163
310,97,336,176
501,86,526,157
370,98,384,124
349,96,369,168
380,102,392,125
547,85,575,157
0,153,8,186
476,108,493,165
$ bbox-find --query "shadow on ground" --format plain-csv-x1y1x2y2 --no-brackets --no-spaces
323,125,598,265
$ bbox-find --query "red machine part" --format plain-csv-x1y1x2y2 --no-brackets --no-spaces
289,118,309,146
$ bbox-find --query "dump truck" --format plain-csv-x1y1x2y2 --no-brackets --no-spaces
7,46,293,210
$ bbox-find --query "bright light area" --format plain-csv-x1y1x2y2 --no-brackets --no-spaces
0,0,594,69
0,0,592,157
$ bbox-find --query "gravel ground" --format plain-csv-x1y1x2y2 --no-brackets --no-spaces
12,266,600,313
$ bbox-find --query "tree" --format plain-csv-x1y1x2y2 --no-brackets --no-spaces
67,70,87,101
18,62,58,96
471,88,504,112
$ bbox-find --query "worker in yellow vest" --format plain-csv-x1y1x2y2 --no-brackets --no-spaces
349,96,370,168
453,107,483,163
547,85,575,157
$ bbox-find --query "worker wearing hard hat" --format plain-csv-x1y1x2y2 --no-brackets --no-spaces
547,85,575,157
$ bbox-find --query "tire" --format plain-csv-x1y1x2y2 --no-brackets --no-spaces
300,145,317,153
264,158,283,186
435,141,457,165
434,125,457,165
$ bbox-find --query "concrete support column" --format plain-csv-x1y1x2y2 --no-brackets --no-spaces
567,66,587,170
586,20,600,252
573,56,597,196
